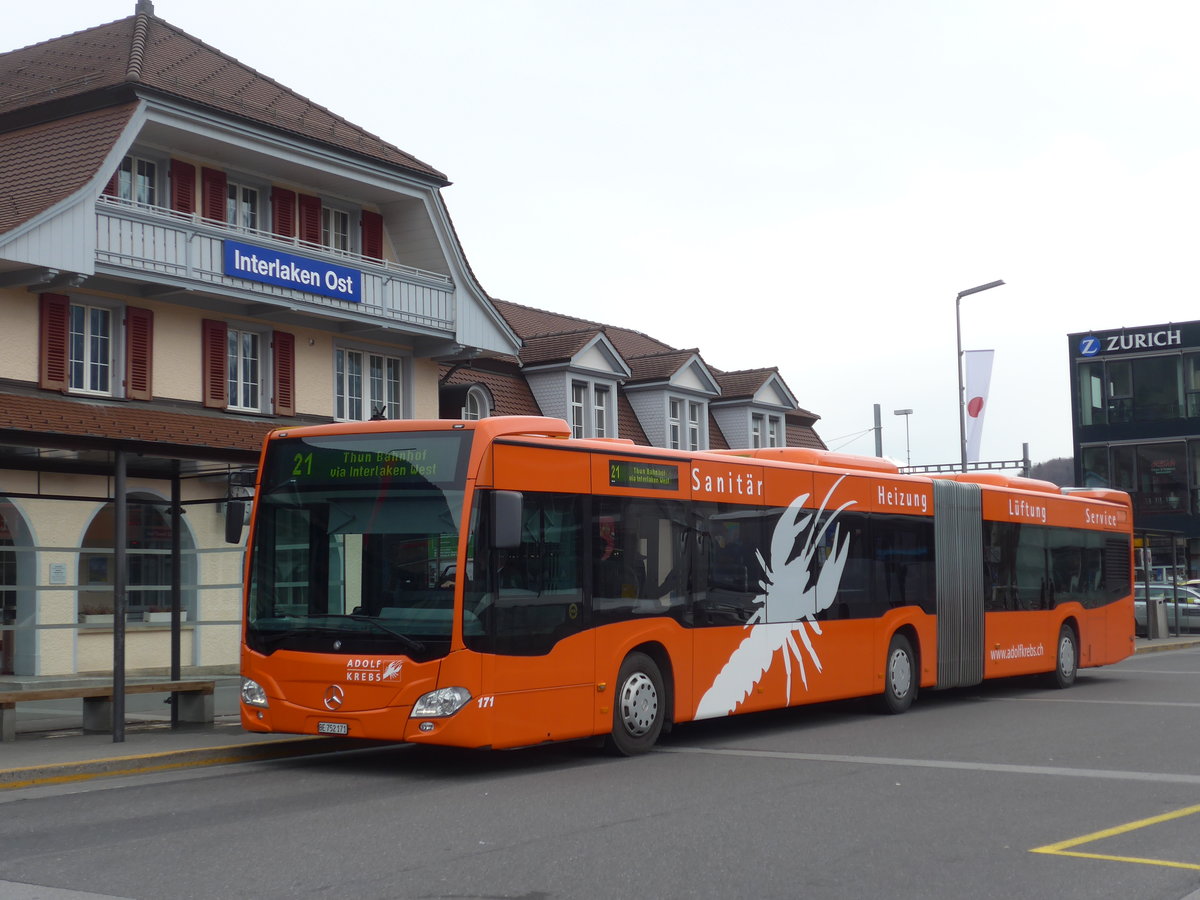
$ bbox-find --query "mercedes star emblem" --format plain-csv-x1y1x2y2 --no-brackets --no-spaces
323,684,345,711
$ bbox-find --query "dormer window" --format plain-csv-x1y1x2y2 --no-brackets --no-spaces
594,385,611,438
464,385,491,420
669,398,705,450
751,413,784,448
570,380,614,438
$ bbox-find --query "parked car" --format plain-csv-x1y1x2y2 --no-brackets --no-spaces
1134,584,1200,636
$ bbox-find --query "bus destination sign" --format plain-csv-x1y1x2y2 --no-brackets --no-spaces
269,433,469,490
608,459,679,491
291,448,439,482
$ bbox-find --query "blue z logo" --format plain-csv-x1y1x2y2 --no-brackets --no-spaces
1079,337,1100,357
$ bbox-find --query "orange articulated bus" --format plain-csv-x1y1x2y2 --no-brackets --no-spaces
238,416,1134,755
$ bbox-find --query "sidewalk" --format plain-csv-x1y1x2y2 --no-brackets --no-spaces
3,637,1200,789
0,675,368,789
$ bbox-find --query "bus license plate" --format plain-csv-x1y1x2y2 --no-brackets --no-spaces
318,722,348,735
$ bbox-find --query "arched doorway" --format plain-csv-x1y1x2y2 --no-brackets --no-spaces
0,501,34,676
78,493,196,621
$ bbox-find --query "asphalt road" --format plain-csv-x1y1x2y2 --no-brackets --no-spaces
2,648,1200,900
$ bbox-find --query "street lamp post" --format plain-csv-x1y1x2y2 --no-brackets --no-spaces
894,408,913,467
956,280,1005,471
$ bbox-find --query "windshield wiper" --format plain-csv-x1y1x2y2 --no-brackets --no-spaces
250,624,344,649
347,615,426,654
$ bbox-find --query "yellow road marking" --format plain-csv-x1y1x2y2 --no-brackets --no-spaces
1032,803,1200,871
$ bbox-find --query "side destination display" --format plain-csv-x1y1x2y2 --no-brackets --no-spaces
609,459,679,491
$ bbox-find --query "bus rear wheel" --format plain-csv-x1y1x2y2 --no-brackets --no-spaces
1048,625,1078,689
605,652,665,756
879,634,917,714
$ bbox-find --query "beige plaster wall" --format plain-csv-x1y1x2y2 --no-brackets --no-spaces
412,358,439,418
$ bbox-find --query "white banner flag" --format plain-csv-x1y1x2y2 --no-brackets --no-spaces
964,349,994,463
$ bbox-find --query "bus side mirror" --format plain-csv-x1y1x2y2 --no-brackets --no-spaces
224,501,246,544
492,491,523,549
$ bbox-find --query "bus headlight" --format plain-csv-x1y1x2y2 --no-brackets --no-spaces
412,686,472,718
241,678,269,708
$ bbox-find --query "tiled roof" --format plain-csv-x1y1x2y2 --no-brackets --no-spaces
626,349,701,383
0,391,280,460
617,393,649,444
490,299,675,361
787,419,826,450
519,330,602,366
0,103,135,234
707,413,730,450
440,365,542,418
0,7,446,183
713,369,777,400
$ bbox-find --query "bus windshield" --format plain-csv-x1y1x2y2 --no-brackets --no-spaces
245,430,472,660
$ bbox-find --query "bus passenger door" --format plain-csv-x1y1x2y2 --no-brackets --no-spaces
474,492,595,746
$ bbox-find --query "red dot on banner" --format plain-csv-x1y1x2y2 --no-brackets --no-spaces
967,397,985,417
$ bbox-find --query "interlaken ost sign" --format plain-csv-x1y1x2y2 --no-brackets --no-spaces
222,239,361,303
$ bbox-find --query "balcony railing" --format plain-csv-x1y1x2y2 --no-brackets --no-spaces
94,196,456,333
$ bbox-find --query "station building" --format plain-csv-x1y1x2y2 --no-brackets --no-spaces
0,3,825,680
1068,320,1200,576
0,2,519,679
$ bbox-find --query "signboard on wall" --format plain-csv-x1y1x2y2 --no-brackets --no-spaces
1071,321,1200,358
222,239,361,303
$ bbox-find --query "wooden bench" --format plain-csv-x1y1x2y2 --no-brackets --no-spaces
0,680,216,742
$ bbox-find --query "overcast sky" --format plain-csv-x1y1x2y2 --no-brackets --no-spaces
10,1,1200,470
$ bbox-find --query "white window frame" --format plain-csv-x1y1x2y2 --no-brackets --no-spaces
668,398,682,450
594,385,611,438
227,327,266,413
687,400,703,451
68,301,117,397
464,386,490,420
570,382,587,438
322,204,354,254
226,180,261,232
570,379,615,439
117,154,159,207
751,412,783,448
335,346,405,421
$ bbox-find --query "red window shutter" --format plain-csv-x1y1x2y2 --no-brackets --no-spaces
201,167,227,222
271,187,296,238
273,331,295,417
169,160,196,214
361,210,383,260
102,170,119,197
125,306,154,401
298,194,321,245
201,319,228,409
39,293,70,392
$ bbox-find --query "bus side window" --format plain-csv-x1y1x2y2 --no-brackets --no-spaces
490,492,585,655
591,497,690,626
694,504,764,626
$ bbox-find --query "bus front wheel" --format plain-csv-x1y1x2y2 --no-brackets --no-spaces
1048,625,1078,689
879,634,917,714
605,652,665,756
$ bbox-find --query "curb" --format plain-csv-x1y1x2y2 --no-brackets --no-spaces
1134,639,1200,654
0,736,370,790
